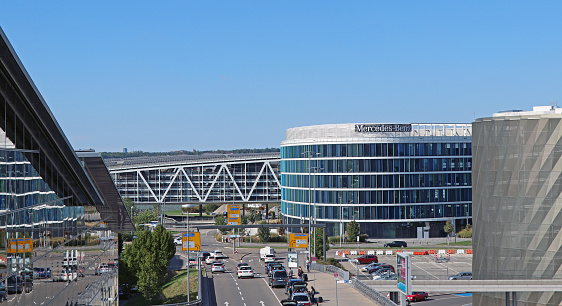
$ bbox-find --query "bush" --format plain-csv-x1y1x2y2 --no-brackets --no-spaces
458,228,472,238
323,257,346,271
269,235,287,243
359,234,369,242
214,231,223,242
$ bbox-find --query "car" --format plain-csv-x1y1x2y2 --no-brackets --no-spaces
285,280,306,296
237,262,249,270
237,266,254,278
7,276,23,294
174,236,182,246
269,270,289,288
119,286,130,299
368,264,395,274
291,292,311,306
380,273,397,280
281,299,298,306
372,269,395,280
100,264,110,273
205,255,216,264
268,265,285,277
211,262,226,273
384,241,408,248
407,292,428,302
264,254,276,263
266,262,283,274
212,250,226,259
355,255,379,264
361,262,385,272
187,258,197,267
448,272,472,280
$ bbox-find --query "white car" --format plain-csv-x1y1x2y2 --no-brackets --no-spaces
188,258,197,267
174,237,182,246
212,250,226,259
264,254,275,263
361,262,384,272
205,256,216,265
237,266,254,279
211,262,226,273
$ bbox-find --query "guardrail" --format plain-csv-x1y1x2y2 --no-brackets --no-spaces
151,268,204,306
310,262,349,280
351,276,397,306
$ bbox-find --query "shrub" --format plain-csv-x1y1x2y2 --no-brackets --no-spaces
458,228,472,238
359,234,369,242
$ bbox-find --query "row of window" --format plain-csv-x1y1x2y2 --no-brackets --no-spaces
281,157,472,173
281,202,472,220
281,173,471,189
0,192,59,210
282,187,472,204
281,142,471,159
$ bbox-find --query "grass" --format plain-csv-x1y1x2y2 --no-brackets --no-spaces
125,269,199,305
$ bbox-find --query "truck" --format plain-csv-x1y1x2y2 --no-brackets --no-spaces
260,246,275,261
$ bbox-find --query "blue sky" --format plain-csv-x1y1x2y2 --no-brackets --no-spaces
1,1,562,152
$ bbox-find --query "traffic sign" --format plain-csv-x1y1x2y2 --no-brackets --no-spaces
235,250,238,254
289,233,308,248
182,232,201,251
227,204,241,225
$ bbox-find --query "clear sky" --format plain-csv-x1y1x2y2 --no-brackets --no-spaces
1,1,562,152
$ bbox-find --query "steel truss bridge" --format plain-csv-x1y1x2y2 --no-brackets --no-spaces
106,153,281,205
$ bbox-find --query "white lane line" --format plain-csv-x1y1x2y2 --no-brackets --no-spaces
412,262,440,280
239,291,242,295
241,296,244,300
261,276,281,303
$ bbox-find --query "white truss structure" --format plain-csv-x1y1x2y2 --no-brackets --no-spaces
108,156,281,204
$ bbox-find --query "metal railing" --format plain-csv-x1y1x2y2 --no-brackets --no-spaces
351,276,397,306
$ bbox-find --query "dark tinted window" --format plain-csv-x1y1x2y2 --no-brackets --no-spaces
274,271,287,278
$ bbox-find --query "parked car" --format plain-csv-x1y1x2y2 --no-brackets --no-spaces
372,270,394,280
448,272,472,280
354,255,379,264
384,241,408,248
237,266,254,279
368,264,395,274
407,292,428,302
211,262,226,273
174,236,182,246
269,270,289,288
361,262,385,272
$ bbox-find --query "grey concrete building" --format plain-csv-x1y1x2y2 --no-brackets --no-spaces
473,106,562,306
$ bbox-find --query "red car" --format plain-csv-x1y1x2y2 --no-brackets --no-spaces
354,255,378,264
407,292,428,302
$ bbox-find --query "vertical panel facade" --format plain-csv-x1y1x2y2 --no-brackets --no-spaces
281,123,473,238
473,108,562,306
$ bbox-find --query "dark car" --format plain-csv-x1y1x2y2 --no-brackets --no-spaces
7,276,23,294
368,264,395,274
119,286,130,299
448,272,472,280
202,252,211,260
384,241,408,248
24,279,33,293
285,279,306,296
354,255,379,264
269,270,288,288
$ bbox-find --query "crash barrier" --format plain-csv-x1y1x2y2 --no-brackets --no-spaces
351,276,397,306
338,249,473,257
152,268,204,306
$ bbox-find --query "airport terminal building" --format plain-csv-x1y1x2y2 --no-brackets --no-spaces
280,123,472,238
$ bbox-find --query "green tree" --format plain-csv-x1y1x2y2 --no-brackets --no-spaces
444,219,454,244
133,206,158,226
214,215,229,234
258,221,270,242
205,204,219,215
347,220,360,242
137,252,161,302
123,197,138,219
313,227,329,260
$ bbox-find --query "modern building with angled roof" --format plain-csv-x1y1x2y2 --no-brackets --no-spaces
473,106,562,306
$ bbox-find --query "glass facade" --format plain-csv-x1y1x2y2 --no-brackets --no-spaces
473,110,562,306
281,123,472,238
0,148,118,306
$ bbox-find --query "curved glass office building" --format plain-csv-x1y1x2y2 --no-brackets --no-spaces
280,123,472,238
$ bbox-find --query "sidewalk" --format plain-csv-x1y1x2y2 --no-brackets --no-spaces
305,268,376,305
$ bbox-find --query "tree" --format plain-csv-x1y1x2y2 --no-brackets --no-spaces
205,204,219,215
124,197,138,219
258,221,270,242
313,227,328,260
347,220,360,242
214,215,228,234
133,206,158,226
444,219,454,244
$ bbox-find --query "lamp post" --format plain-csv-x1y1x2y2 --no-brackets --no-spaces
182,204,197,303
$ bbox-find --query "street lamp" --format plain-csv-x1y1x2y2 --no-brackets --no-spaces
182,204,197,303
301,150,320,262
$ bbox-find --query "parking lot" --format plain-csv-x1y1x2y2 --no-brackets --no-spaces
340,253,473,281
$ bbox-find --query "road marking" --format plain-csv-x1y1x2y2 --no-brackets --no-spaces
239,291,242,295
412,262,440,280
261,276,281,303
241,296,244,300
